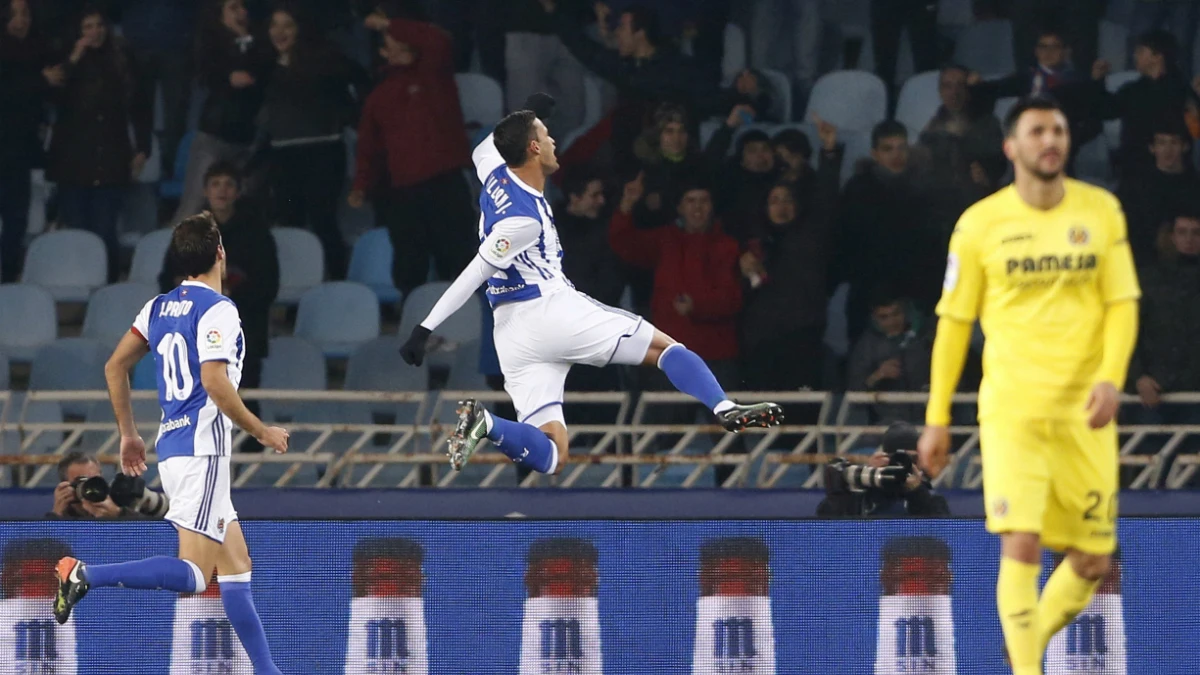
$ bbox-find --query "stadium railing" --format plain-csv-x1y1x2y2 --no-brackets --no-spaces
1,390,1198,489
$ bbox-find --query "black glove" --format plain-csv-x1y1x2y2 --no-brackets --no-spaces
523,92,557,122
399,326,432,366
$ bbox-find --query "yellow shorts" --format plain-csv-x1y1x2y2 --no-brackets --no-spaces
979,417,1118,554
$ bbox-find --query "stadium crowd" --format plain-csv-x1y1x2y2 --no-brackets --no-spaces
2,0,1200,445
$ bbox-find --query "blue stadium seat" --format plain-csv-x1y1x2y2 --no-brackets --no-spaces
455,73,504,129
399,282,483,349
273,227,326,305
759,68,793,122
895,71,942,139
0,284,57,362
346,228,402,303
294,281,380,357
2,392,64,463
82,283,158,348
131,352,157,390
30,338,108,417
260,336,328,425
952,20,1015,78
129,228,173,286
0,349,7,390
993,96,1019,124
445,340,487,391
22,230,108,302
805,70,888,133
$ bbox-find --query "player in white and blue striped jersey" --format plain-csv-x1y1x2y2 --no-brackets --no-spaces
399,93,784,474
54,214,288,675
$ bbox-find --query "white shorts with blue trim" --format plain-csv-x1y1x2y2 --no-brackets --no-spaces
492,288,654,427
159,455,238,543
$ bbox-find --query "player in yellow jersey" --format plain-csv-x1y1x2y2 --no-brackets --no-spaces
917,96,1140,675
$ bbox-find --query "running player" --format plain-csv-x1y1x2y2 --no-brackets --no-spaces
399,93,784,473
918,96,1140,675
54,213,289,675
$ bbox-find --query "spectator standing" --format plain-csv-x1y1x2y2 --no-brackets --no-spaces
159,161,277,455
921,65,1005,189
0,0,54,282
47,6,150,282
260,2,366,280
1096,30,1200,177
502,0,587,132
538,0,721,171
738,117,842,391
348,12,475,298
1128,211,1200,450
1117,119,1200,264
968,28,1108,170
846,291,932,424
173,0,269,220
706,119,779,240
748,0,822,99
1010,0,1101,76
116,0,197,178
610,174,741,380
870,0,940,101
555,166,625,307
1128,0,1200,78
836,120,942,341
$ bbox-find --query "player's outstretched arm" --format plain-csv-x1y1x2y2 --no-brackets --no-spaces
105,331,151,475
400,255,497,366
200,362,289,453
918,317,973,478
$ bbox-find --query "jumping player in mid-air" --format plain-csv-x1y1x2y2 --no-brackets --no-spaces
399,94,783,473
54,214,289,675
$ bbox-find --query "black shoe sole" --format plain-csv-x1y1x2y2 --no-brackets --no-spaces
723,404,785,432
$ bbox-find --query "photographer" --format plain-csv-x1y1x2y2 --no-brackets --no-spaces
47,452,167,520
818,422,950,517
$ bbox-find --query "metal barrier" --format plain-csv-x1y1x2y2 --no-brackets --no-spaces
2,389,1199,489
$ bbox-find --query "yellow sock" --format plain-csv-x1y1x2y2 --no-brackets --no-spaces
1036,561,1101,655
997,557,1043,675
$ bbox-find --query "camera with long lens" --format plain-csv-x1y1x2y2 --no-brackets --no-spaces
70,475,110,503
818,421,950,516
70,473,169,517
109,474,170,518
838,423,919,497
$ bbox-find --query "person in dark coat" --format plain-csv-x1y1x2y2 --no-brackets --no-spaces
159,160,278,452
347,10,475,297
0,0,55,282
173,0,271,220
738,118,842,391
47,6,151,282
1116,118,1200,265
260,1,367,280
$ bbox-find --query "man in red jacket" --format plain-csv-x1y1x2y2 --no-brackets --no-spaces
348,13,477,296
609,173,743,383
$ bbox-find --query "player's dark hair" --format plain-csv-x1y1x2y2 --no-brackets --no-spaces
622,5,662,48
493,110,539,166
56,451,97,483
870,120,908,149
1002,95,1063,137
203,160,242,187
561,165,602,199
171,212,222,278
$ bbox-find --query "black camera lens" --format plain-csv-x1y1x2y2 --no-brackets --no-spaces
72,475,109,503
109,473,146,508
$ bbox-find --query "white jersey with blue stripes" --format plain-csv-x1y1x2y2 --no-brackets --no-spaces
131,280,245,461
473,135,570,308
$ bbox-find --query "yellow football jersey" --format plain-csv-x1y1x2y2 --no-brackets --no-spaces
936,179,1141,421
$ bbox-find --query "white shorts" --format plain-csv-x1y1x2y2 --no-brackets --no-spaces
493,288,655,427
159,455,238,543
